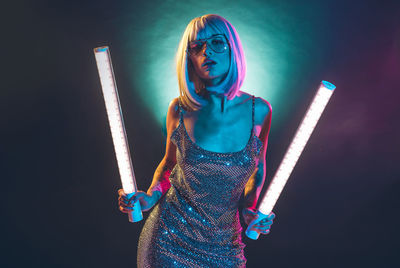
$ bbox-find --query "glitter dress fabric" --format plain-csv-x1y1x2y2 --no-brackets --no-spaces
137,96,262,268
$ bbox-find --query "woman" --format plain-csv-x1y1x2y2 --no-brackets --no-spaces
118,14,275,267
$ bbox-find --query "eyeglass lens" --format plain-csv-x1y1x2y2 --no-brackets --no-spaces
189,36,228,54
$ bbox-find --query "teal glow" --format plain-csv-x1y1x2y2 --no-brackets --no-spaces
119,0,327,129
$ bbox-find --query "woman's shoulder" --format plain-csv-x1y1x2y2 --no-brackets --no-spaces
237,91,271,125
166,98,180,131
168,97,191,114
168,97,180,114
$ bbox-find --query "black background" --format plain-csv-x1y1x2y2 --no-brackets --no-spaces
1,0,400,267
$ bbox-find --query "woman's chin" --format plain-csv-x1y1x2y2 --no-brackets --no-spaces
201,72,226,84
205,87,228,96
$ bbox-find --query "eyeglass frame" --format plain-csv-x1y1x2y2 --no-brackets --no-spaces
186,34,230,56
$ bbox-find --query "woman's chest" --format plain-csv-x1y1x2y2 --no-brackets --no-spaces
183,109,253,153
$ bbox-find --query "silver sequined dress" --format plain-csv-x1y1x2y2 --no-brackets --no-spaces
137,96,262,267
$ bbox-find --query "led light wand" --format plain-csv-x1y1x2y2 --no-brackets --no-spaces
94,46,143,222
246,81,336,239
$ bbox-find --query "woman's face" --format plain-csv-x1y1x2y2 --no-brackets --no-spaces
188,33,230,88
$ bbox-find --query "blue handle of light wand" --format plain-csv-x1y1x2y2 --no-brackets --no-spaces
126,192,143,222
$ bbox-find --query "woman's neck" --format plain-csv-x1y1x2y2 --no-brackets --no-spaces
205,92,229,113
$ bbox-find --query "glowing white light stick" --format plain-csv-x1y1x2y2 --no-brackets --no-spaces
246,81,336,239
94,46,143,222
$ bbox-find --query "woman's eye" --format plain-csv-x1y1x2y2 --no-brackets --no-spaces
213,40,223,44
191,42,203,49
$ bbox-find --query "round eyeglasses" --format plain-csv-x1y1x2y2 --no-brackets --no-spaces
186,34,230,56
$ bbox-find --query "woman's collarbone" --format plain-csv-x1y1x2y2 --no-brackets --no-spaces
190,120,251,152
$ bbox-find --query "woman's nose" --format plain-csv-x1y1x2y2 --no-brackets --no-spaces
201,43,213,56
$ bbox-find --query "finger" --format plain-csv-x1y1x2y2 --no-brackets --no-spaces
119,196,129,204
258,222,272,227
118,198,134,208
251,224,271,232
259,220,273,226
253,223,271,228
252,222,273,229
252,225,271,231
267,212,275,220
118,189,126,196
128,194,138,205
119,195,130,203
119,197,134,206
119,206,128,212
120,209,132,214
119,200,132,207
119,206,133,213
261,230,270,235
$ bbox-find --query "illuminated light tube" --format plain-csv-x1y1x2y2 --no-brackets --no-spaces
246,81,336,240
94,46,143,223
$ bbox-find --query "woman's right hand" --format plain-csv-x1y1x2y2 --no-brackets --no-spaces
118,189,161,213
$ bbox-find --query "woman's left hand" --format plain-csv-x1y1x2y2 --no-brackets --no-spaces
242,208,275,235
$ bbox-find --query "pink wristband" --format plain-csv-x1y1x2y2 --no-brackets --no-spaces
151,170,172,196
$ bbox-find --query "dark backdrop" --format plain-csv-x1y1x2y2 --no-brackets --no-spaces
1,0,400,267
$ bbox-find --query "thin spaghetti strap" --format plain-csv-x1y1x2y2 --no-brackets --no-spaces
252,95,255,130
177,98,183,121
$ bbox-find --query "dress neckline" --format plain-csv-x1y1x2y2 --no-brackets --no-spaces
174,95,262,156
179,117,260,155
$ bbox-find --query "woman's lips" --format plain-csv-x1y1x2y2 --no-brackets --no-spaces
202,60,216,67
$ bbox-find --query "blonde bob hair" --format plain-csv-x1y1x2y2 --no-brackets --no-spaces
175,14,246,111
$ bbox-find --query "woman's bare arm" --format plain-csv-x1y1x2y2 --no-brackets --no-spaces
146,98,180,198
243,98,272,210
118,98,180,213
